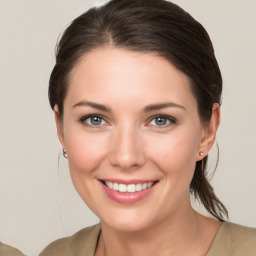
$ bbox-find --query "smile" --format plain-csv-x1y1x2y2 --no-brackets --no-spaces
100,179,158,204
104,181,154,193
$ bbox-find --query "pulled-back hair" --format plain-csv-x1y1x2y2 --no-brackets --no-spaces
49,0,228,220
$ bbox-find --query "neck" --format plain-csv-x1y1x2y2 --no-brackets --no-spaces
95,201,220,256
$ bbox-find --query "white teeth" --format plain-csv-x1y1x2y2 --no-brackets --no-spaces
105,181,155,193
106,181,113,189
142,183,147,190
113,183,119,191
147,182,153,188
119,184,127,192
135,183,142,191
127,184,136,192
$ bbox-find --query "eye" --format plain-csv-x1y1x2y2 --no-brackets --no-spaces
148,115,176,127
80,115,106,126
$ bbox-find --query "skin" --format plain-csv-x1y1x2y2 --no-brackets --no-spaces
55,47,221,256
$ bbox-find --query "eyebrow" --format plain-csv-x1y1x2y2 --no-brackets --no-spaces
72,101,186,112
72,101,111,112
144,102,186,112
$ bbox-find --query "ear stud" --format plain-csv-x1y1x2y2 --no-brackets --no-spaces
199,152,203,156
63,149,68,159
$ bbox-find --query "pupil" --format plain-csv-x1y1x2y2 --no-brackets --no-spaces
91,116,101,125
156,117,167,126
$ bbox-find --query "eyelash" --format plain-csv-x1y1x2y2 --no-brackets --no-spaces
147,115,177,128
79,114,107,127
79,114,176,128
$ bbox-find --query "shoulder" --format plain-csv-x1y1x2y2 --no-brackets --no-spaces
225,222,256,251
226,222,256,238
208,222,256,256
0,242,26,256
39,224,101,256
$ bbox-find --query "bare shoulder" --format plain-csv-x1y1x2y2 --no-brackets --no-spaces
0,242,26,256
39,224,101,256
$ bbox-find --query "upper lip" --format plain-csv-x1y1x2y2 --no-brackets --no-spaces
99,179,158,184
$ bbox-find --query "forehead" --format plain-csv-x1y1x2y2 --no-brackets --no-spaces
67,47,196,109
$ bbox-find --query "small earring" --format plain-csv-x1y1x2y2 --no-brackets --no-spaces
63,149,68,159
199,152,203,156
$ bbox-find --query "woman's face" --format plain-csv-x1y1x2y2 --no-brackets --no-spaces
56,47,216,232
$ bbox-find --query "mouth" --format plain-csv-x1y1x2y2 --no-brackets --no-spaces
100,180,158,193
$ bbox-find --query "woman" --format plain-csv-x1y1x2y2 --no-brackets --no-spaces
40,0,256,255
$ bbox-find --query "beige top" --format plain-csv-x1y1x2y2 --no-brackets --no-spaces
40,222,256,256
0,242,26,256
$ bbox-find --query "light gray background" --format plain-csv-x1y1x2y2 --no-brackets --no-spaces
0,1,255,255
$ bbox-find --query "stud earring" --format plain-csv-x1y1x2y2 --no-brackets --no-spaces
199,152,203,156
63,149,68,159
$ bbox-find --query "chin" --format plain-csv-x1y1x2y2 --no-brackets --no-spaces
98,208,161,233
105,219,151,233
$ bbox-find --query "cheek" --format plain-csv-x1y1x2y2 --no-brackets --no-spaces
64,129,108,176
146,128,200,177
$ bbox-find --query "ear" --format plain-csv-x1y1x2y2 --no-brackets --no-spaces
54,105,66,149
196,103,220,161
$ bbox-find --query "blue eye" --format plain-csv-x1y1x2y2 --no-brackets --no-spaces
149,115,175,127
81,115,106,126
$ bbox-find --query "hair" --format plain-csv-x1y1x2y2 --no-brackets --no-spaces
49,0,228,220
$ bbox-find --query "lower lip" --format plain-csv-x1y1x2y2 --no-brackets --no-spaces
100,182,157,204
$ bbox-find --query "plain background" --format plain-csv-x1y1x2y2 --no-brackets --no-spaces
0,0,256,255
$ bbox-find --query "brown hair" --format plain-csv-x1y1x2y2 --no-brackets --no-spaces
49,0,228,220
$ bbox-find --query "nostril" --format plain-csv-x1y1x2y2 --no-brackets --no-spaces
109,132,146,169
110,152,144,169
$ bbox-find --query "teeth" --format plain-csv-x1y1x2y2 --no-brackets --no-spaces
135,183,142,191
119,184,127,192
105,181,154,193
127,184,136,192
142,183,147,190
113,183,119,191
147,182,153,188
106,181,113,189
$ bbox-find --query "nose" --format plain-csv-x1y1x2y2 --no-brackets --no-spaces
109,127,146,170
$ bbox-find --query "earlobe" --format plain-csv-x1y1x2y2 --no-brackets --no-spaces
54,105,66,149
197,103,220,161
